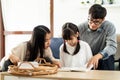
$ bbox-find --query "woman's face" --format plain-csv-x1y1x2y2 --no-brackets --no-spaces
44,33,51,49
65,36,78,47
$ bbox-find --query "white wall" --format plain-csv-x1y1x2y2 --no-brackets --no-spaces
54,1,120,37
105,6,120,34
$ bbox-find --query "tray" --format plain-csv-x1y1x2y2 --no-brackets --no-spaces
8,58,58,76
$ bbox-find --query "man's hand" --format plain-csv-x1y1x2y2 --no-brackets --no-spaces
87,53,103,69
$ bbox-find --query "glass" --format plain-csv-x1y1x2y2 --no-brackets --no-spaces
1,0,50,31
88,18,103,25
1,0,50,55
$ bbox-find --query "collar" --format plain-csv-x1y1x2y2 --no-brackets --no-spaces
87,25,103,33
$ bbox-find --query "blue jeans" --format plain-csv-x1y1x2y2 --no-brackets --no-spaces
97,55,114,70
2,59,13,71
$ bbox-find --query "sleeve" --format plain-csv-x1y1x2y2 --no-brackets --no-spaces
44,47,56,61
0,42,27,69
85,42,93,62
59,44,65,67
11,42,27,61
100,23,117,60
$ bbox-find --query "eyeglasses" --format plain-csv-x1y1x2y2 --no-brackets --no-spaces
88,18,103,25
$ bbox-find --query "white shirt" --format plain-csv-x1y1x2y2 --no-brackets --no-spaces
0,42,56,69
60,40,93,67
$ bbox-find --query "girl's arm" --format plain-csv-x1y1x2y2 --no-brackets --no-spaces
8,42,27,64
45,47,61,68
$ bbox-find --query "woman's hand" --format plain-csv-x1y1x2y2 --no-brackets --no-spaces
9,54,20,64
87,53,103,69
52,60,61,68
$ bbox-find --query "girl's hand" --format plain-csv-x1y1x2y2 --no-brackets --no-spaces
53,60,61,68
9,54,20,64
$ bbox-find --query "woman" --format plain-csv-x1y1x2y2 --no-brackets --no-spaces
1,25,60,71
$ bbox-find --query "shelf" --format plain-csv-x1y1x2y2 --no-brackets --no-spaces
75,4,120,9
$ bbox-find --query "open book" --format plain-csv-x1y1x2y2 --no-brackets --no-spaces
59,65,93,72
18,62,39,69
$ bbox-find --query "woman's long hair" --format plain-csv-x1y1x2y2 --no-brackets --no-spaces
62,22,80,55
27,25,50,61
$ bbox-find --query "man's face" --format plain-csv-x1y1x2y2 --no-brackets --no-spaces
88,17,104,30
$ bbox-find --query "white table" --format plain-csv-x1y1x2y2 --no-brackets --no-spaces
1,70,120,80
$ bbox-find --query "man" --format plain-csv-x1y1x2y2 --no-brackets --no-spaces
78,4,117,70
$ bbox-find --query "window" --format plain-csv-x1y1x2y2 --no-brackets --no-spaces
1,0,50,55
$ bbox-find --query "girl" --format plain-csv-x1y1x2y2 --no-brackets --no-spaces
1,25,60,71
60,22,93,68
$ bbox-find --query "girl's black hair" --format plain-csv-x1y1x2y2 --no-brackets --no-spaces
27,25,50,61
62,22,80,55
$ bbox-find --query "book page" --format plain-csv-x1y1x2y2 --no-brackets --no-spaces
59,64,93,72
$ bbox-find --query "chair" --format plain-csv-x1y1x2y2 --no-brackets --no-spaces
114,34,120,70
50,38,63,59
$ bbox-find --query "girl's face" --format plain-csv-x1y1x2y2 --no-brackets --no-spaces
65,36,78,47
44,33,51,49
